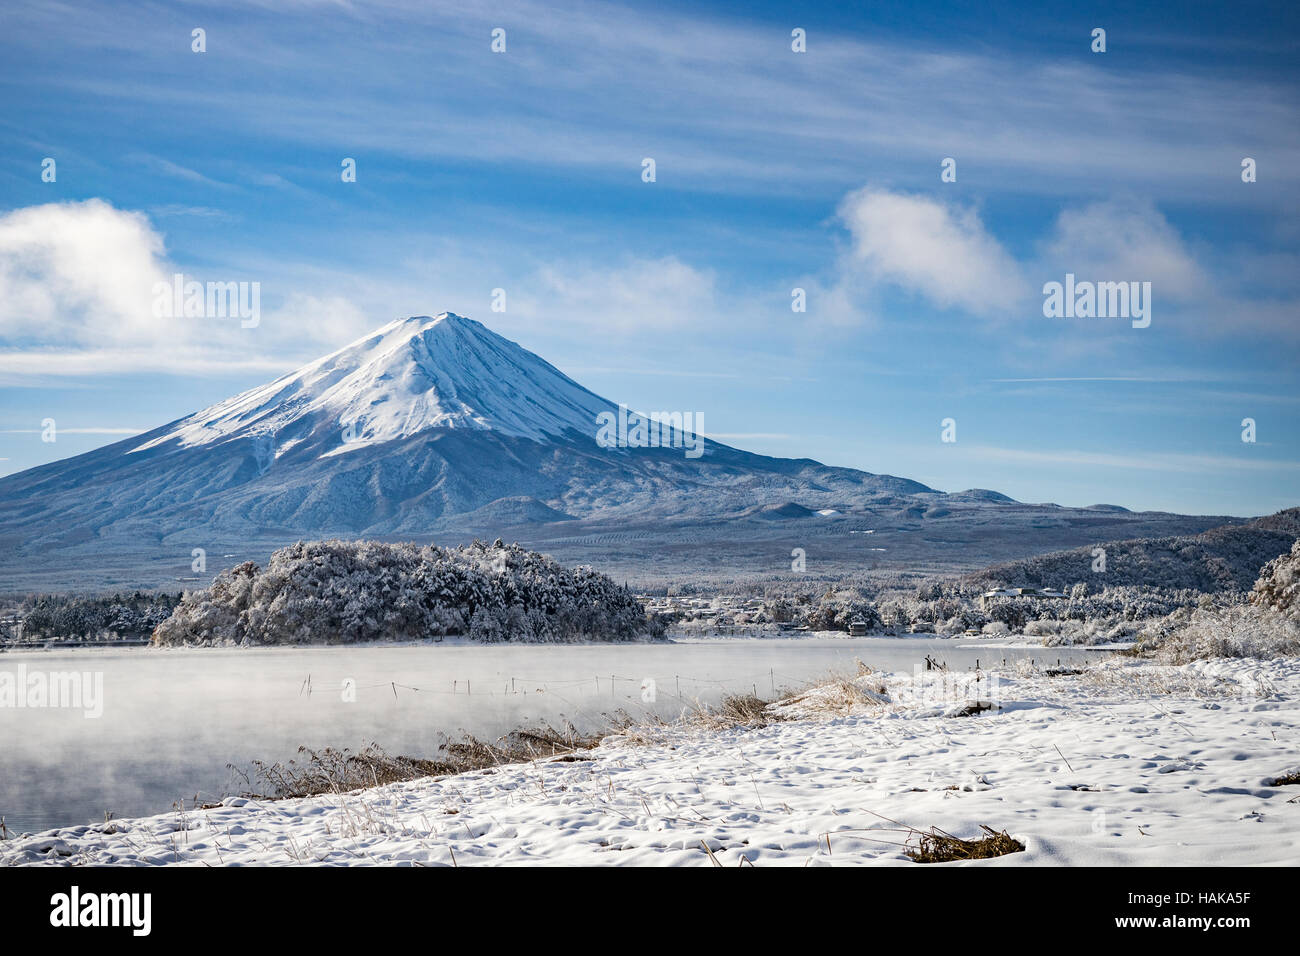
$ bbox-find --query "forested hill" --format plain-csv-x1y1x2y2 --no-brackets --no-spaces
152,539,661,646
965,508,1300,593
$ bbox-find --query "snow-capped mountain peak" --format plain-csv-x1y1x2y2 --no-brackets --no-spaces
0,312,1242,586
132,313,614,457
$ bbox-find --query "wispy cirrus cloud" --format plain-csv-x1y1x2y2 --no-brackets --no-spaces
149,204,239,221
527,257,719,333
6,0,1297,201
126,153,234,190
0,427,143,435
962,444,1295,473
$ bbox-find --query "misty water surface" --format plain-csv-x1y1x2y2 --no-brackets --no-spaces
0,636,1103,834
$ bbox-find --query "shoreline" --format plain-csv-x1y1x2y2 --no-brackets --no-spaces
0,629,1127,655
5,653,1296,866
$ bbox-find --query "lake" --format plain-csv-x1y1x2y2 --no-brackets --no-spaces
0,635,1103,834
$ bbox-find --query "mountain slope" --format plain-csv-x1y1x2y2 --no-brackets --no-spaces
0,314,938,555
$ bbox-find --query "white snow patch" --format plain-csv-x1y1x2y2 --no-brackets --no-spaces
130,314,613,457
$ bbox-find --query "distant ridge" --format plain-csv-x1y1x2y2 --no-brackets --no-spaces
966,508,1300,592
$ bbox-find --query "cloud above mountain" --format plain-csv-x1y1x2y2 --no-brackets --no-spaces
0,199,167,345
836,188,1029,316
2,187,1291,388
0,201,732,377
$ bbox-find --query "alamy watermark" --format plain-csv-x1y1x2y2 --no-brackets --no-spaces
152,274,260,328
0,664,103,718
1043,273,1151,328
595,404,704,459
50,886,150,936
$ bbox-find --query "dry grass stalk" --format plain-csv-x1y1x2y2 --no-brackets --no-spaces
686,692,787,730
236,719,612,800
906,825,1025,864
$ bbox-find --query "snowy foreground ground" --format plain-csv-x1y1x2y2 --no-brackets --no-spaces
4,657,1299,866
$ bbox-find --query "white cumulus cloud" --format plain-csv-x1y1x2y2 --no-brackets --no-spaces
1040,198,1209,300
836,188,1030,315
0,199,170,345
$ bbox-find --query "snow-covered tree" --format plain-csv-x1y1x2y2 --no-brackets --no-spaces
1251,538,1300,622
153,540,662,646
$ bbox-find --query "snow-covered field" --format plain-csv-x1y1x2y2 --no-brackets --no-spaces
4,656,1298,866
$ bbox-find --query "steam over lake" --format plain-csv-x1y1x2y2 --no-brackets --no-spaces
0,637,1103,834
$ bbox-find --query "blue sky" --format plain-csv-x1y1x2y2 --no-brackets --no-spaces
0,0,1297,516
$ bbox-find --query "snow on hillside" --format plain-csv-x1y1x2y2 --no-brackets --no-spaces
131,313,615,457
5,656,1298,866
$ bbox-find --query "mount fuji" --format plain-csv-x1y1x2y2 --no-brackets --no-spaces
132,313,619,457
0,314,1239,589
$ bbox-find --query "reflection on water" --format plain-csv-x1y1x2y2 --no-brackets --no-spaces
0,636,1101,834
